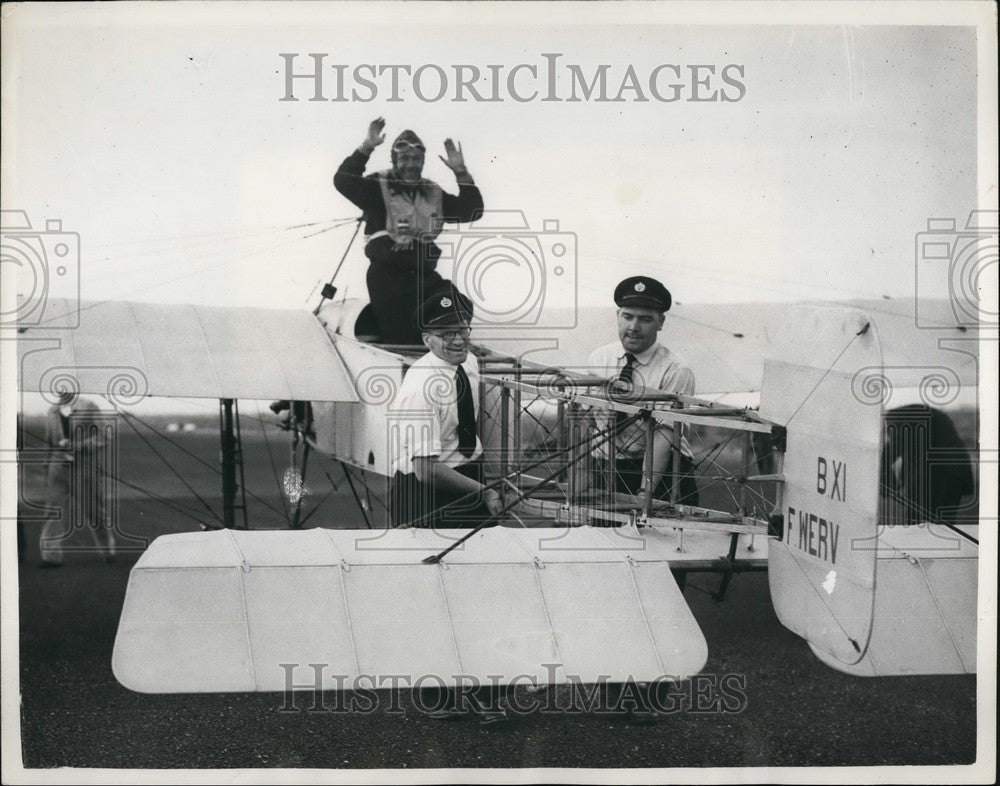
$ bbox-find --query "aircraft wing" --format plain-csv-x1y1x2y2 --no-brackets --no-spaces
113,526,708,693
15,298,359,402
501,298,978,397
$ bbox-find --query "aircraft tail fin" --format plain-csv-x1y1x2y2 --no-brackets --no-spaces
760,305,977,675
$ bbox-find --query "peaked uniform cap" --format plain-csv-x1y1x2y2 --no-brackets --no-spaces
414,286,474,330
614,276,672,312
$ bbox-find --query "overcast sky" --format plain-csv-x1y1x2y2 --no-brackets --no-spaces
2,2,991,318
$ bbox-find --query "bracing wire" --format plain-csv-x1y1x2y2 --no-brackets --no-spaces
21,424,218,527
30,218,361,329
115,403,290,522
112,404,224,525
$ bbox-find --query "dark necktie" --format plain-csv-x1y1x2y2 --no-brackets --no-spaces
615,353,637,428
455,365,476,458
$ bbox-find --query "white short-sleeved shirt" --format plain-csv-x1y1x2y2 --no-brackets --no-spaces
389,351,483,475
586,341,696,459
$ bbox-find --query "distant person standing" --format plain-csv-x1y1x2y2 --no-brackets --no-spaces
40,392,116,566
334,118,484,345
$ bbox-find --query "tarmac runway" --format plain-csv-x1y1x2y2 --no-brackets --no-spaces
12,417,981,774
17,527,977,771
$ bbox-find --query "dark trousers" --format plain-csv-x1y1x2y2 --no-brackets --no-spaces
365,237,446,346
389,460,496,529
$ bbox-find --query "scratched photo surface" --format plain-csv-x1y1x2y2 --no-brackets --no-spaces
1,2,996,784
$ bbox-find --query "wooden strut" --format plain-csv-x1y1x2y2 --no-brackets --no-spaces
288,409,313,530
484,375,776,435
219,398,249,530
712,532,743,601
517,494,770,533
313,217,362,315
642,413,656,519
480,362,772,420
500,384,510,493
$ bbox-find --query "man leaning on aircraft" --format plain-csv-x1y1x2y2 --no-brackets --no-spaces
387,286,509,724
388,286,504,530
586,275,700,507
583,276,700,725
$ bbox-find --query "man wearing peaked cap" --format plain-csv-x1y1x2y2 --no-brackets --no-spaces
587,274,698,505
413,286,474,333
584,275,697,726
387,284,508,722
389,284,502,530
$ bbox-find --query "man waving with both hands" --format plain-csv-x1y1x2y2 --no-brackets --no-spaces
334,117,485,345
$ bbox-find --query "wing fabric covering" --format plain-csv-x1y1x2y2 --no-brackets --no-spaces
17,298,358,402
112,527,708,693
809,524,978,676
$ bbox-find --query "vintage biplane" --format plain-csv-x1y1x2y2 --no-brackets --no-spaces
14,241,981,694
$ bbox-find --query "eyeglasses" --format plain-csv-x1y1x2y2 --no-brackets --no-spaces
429,326,472,342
